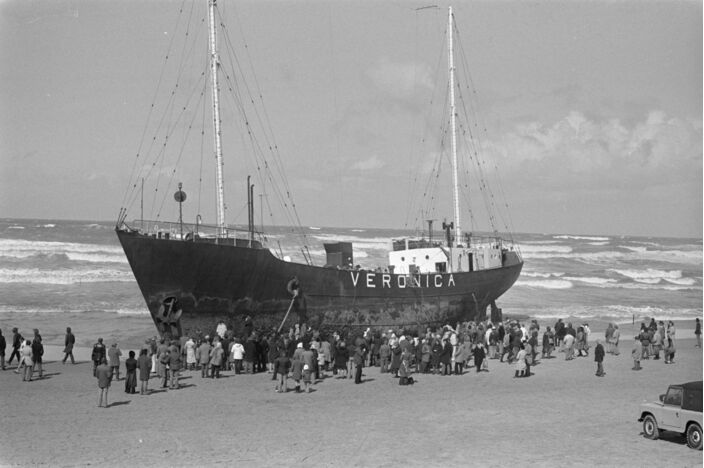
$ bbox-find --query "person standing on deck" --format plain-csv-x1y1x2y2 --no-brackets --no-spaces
695,318,701,348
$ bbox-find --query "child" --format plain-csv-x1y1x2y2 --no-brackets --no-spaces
303,363,313,393
594,339,605,377
398,351,414,385
274,351,291,393
632,336,642,370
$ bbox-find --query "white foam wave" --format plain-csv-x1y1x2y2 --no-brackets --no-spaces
523,248,702,266
527,305,702,322
0,305,149,315
516,279,573,289
554,235,610,241
7,226,25,230
521,271,565,278
562,276,618,285
0,239,126,264
520,244,573,257
588,242,608,246
0,268,134,284
610,268,683,282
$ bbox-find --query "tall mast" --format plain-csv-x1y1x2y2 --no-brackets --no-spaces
209,0,226,237
448,6,461,247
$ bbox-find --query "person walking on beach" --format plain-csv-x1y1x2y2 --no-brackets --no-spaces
31,334,44,379
542,327,554,359
664,321,676,364
62,327,76,364
291,354,303,392
611,324,620,355
96,358,113,408
8,328,22,367
632,337,642,370
353,345,364,384
137,348,151,395
197,338,212,378
563,332,575,361
594,339,605,377
108,342,122,381
514,344,527,378
168,341,182,388
696,318,702,348
208,341,223,379
274,350,291,393
91,338,106,377
0,329,6,370
20,339,34,381
184,336,196,371
125,350,137,394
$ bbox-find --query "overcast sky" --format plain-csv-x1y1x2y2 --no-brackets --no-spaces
1,0,701,238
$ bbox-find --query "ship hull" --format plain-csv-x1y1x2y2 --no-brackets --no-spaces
116,229,523,337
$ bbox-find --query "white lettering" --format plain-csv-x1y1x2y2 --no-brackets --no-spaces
382,274,391,288
435,275,443,287
351,272,360,287
412,275,421,287
398,275,406,288
448,274,455,287
425,275,429,288
366,273,375,288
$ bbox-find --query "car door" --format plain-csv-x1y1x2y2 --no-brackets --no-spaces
661,386,684,431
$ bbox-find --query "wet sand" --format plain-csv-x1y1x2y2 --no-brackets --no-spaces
1,333,702,467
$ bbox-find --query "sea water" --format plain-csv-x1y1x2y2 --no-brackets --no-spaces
1,218,701,348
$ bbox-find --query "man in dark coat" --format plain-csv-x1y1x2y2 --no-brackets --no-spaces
91,338,106,377
353,347,364,384
243,336,257,374
62,327,76,364
31,335,44,379
8,328,22,366
473,343,486,373
594,339,605,377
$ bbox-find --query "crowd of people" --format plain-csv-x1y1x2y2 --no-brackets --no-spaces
0,315,699,407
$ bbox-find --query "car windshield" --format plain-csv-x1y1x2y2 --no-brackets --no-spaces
664,387,683,406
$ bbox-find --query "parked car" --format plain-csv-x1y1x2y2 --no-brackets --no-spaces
638,381,702,450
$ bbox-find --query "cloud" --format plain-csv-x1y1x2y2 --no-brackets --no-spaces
365,58,433,100
486,110,702,189
351,155,385,171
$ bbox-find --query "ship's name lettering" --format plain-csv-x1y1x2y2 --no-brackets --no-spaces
350,272,455,289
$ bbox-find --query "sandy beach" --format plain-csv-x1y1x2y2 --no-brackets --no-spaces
0,329,702,467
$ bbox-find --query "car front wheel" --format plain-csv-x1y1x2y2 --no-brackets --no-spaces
686,423,702,450
643,414,659,440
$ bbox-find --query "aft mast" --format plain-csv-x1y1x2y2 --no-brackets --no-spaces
448,6,461,248
209,0,226,238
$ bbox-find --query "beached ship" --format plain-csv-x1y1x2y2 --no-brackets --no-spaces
115,3,523,337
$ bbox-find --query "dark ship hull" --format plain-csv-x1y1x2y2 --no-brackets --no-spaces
116,228,523,337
